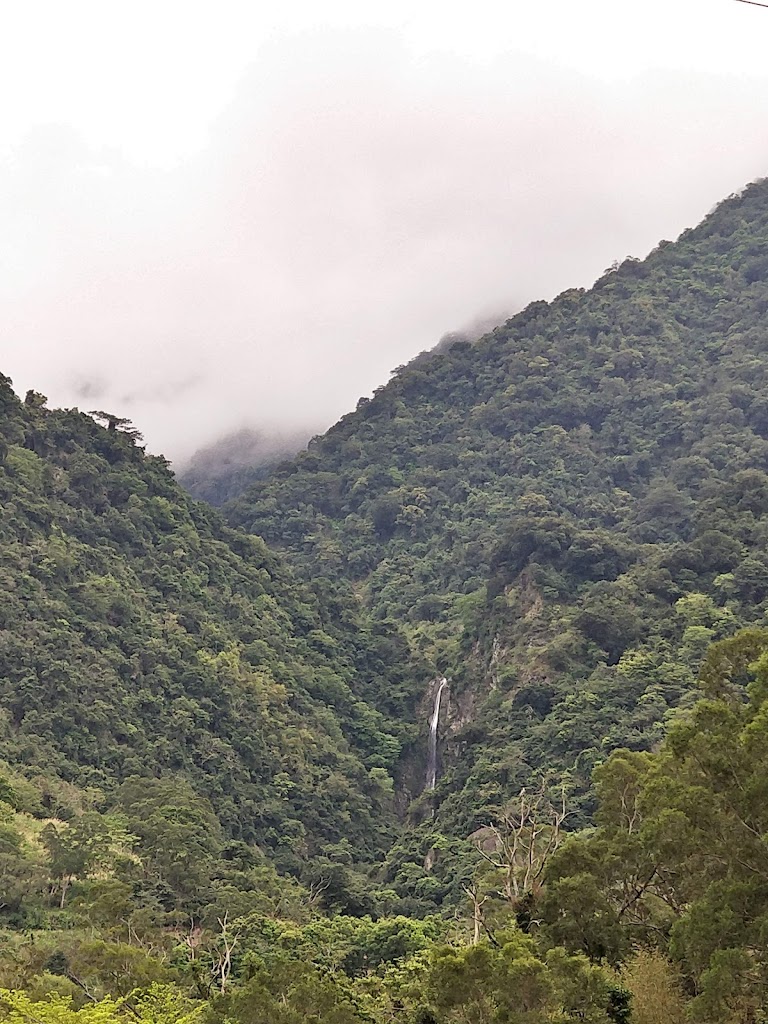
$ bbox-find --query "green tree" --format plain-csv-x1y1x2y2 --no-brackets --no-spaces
41,813,122,908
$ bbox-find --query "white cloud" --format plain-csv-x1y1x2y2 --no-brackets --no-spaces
1,5,768,460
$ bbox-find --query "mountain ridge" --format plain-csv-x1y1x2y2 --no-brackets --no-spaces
225,175,768,848
4,177,768,1020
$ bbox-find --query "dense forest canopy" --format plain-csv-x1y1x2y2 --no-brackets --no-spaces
227,175,768,835
4,178,768,1019
0,377,426,872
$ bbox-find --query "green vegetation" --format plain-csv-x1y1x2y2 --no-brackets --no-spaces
5,178,768,1019
228,176,768,866
538,630,768,1021
0,376,423,875
4,632,768,1020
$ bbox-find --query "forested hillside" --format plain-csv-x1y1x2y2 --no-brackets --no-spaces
228,177,768,841
7,178,768,1021
0,377,423,871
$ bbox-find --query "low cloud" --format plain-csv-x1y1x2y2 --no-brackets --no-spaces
2,30,768,461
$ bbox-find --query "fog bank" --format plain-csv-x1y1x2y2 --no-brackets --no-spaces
3,16,768,460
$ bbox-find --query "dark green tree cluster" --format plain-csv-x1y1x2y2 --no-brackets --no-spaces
0,378,422,874
4,632,768,1021
225,177,768,886
537,629,768,1021
0,754,628,1023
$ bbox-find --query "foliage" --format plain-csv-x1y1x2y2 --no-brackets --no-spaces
0,376,422,879
541,629,768,1020
0,984,203,1023
7,179,768,1020
226,176,768,891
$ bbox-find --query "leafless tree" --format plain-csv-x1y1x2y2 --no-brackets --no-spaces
473,782,569,909
463,882,489,945
209,912,239,995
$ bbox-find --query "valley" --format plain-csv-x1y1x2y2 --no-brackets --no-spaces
4,179,768,1020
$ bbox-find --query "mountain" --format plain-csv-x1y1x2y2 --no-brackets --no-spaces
0,379,422,876
176,316,507,510
226,177,768,848
6,178,768,1021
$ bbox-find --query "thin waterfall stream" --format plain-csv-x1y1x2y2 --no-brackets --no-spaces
425,677,448,791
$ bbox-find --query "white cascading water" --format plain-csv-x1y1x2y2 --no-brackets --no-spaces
425,677,448,791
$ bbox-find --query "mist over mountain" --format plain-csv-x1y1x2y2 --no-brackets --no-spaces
4,22,768,462
178,314,510,504
178,427,313,505
7,174,768,1019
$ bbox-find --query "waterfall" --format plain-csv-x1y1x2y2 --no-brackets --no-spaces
425,677,448,791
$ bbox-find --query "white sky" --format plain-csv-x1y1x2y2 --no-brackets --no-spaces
2,0,768,460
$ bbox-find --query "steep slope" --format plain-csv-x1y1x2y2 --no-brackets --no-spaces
5,183,768,1021
0,378,421,871
227,178,768,855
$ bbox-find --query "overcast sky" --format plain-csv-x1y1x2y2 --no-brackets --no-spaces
2,0,768,462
